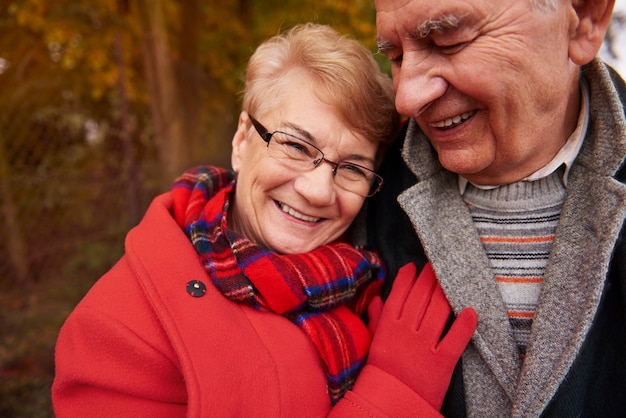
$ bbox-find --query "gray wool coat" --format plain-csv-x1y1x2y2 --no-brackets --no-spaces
362,57,626,417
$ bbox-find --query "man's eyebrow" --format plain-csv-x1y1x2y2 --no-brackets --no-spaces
414,14,465,38
376,38,396,54
377,12,467,52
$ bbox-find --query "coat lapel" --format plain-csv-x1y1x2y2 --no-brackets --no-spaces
398,123,521,414
513,59,626,416
514,168,626,416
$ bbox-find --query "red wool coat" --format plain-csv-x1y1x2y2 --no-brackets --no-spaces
52,193,440,417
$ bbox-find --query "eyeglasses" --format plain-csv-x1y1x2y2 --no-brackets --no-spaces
248,115,384,197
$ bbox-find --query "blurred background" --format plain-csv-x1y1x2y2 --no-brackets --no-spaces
0,1,624,416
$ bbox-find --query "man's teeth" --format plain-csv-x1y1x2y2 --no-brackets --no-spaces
279,202,320,223
431,111,475,128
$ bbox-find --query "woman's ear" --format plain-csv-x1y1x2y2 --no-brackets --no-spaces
568,0,615,65
231,111,249,173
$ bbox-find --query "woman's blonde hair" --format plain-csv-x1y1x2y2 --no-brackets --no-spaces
242,23,400,165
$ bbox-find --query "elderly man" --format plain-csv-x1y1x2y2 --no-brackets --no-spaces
368,0,625,416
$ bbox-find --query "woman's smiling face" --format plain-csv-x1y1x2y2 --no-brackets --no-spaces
229,72,378,254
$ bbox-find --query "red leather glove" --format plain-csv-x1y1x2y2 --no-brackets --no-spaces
366,262,477,410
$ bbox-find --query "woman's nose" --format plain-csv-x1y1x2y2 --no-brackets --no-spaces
293,165,337,206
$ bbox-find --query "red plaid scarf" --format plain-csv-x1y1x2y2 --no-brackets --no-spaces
172,166,384,404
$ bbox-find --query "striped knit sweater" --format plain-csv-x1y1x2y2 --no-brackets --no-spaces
463,168,567,359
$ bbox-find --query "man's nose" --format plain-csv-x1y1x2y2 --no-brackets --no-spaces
393,57,448,117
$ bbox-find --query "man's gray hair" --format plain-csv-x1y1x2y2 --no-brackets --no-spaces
531,0,557,12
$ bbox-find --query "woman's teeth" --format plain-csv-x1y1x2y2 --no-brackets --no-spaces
431,111,475,128
278,202,320,223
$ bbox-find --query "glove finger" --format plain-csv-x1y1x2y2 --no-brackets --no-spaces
416,280,451,344
384,262,417,318
367,296,383,335
437,307,478,358
404,262,438,327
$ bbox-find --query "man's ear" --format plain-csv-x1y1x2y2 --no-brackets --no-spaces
231,111,249,173
568,0,616,65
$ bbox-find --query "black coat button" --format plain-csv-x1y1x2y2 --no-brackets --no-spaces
186,280,207,297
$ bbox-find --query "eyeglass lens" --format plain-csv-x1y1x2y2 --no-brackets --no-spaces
249,115,382,197
266,132,381,197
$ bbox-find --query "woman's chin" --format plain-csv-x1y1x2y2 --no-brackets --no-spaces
267,238,321,255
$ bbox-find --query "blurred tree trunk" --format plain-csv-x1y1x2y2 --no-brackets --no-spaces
137,0,185,189
177,0,235,169
116,0,140,226
192,0,248,169
239,0,252,24
178,0,202,166
0,137,31,287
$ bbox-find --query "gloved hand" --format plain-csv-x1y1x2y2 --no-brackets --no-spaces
366,262,477,410
367,295,383,337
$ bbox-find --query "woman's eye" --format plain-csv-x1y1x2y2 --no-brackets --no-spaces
338,163,368,178
285,141,307,152
274,132,316,157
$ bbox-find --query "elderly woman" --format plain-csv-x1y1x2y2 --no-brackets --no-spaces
52,23,476,417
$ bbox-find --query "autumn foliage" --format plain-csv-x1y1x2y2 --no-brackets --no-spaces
0,1,380,416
